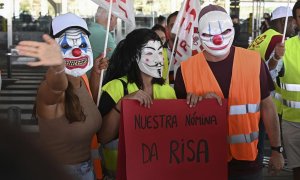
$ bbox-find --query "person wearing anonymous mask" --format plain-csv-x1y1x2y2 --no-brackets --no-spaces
95,28,176,179
16,13,107,180
174,5,284,180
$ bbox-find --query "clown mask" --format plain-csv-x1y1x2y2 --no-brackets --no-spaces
55,28,93,77
198,11,234,57
138,40,164,78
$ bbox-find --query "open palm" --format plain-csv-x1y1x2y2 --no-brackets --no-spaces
16,34,64,67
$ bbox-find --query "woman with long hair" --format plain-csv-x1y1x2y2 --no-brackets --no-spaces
16,13,107,180
93,28,176,179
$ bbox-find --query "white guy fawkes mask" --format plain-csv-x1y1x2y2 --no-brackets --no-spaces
138,40,164,78
198,11,234,57
55,28,93,77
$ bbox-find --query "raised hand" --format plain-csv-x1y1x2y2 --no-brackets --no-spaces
123,90,153,108
16,34,63,67
186,93,202,108
92,53,109,74
203,92,223,106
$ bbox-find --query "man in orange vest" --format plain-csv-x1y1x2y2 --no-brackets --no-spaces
174,4,284,180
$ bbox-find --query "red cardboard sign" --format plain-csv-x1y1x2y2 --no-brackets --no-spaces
117,99,228,180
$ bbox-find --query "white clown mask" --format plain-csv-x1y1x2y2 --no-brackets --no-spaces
198,11,234,57
55,28,93,77
138,40,164,78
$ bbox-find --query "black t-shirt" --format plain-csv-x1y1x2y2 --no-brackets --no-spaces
98,91,117,117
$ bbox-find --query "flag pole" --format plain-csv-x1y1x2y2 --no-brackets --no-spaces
282,0,291,43
97,0,113,106
166,0,188,81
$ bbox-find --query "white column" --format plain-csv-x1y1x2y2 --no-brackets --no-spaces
152,2,155,26
5,0,13,48
116,18,123,43
61,0,67,14
224,0,230,15
40,0,48,16
14,0,20,18
170,0,177,12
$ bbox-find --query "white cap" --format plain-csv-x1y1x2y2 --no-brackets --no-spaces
271,6,293,21
51,13,90,37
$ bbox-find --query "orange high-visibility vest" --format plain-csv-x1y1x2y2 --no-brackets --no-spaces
181,47,261,161
81,74,103,180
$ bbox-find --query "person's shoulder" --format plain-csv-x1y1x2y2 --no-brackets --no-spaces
103,79,124,91
236,46,258,53
236,47,261,60
269,33,283,44
184,52,204,62
286,35,300,43
88,22,96,29
266,28,281,35
89,22,105,32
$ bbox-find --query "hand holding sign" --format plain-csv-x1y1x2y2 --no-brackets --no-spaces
118,99,228,180
186,92,222,107
123,90,153,108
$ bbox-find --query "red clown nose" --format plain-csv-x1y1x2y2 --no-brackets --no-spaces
212,35,223,45
72,48,82,57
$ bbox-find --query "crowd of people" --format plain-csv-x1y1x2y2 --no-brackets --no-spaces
5,1,300,180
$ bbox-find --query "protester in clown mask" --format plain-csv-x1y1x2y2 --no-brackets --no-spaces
94,28,176,179
16,13,108,180
174,4,284,180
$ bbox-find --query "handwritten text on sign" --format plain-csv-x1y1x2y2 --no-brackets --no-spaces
118,99,228,180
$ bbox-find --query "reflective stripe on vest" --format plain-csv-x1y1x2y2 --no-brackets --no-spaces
280,36,300,122
228,131,259,144
282,99,300,109
271,91,282,102
281,83,300,92
229,104,260,115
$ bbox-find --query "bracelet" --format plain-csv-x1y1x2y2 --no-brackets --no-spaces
272,54,281,62
113,105,121,113
54,68,65,74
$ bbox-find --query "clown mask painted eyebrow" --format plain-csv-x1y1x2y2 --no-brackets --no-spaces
198,10,235,57
55,28,93,77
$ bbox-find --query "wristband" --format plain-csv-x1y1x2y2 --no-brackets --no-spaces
271,146,283,153
54,68,65,74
